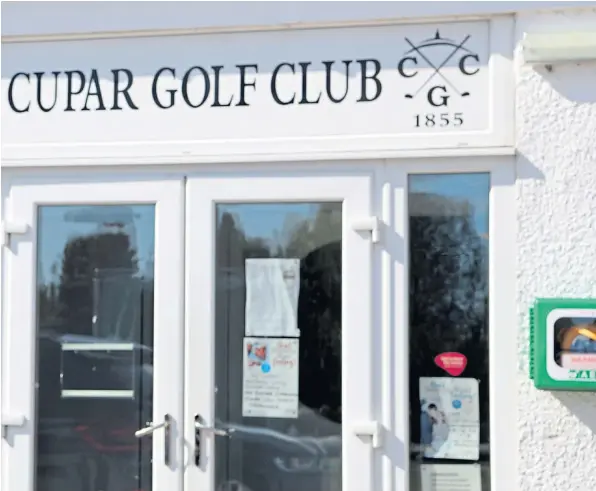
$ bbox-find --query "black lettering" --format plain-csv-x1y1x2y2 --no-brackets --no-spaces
152,67,177,109
298,62,321,104
236,64,258,107
181,66,210,108
323,60,351,104
111,69,138,110
270,63,295,105
397,56,418,78
356,59,382,102
8,72,30,113
82,69,106,111
211,66,233,107
459,54,480,76
65,70,86,112
427,86,449,107
34,71,60,113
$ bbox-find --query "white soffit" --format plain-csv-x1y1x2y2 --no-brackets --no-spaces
522,31,596,65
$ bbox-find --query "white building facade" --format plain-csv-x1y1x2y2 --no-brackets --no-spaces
1,3,595,491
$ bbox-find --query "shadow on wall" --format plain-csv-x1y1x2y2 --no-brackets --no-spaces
533,62,596,104
554,392,596,434
516,153,546,181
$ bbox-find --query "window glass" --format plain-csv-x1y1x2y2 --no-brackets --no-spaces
408,174,490,491
213,203,343,491
36,205,155,491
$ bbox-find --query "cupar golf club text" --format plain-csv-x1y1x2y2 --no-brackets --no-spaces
7,61,387,113
6,53,478,114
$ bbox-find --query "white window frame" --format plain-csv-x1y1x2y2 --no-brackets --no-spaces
381,156,517,491
184,166,379,491
0,172,186,491
1,156,516,491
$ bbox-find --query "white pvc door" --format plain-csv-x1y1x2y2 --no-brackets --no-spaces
185,171,376,491
1,175,185,491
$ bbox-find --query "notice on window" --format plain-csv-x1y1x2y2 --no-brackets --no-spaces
242,337,299,418
245,258,301,337
419,463,482,491
419,377,480,460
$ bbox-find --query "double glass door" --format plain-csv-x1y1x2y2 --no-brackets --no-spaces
2,171,375,491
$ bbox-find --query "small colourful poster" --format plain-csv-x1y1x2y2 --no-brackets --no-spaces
242,337,299,418
419,377,480,461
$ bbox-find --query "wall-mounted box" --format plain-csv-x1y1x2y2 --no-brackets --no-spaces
529,298,596,391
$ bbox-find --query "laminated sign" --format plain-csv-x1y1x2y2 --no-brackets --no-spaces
242,337,299,419
419,377,480,461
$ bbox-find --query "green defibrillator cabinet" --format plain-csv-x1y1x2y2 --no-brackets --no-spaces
529,298,596,391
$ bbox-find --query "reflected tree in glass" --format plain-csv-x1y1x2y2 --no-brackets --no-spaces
408,178,490,456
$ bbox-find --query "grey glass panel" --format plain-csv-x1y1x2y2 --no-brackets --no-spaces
36,205,155,491
408,174,491,491
214,203,342,491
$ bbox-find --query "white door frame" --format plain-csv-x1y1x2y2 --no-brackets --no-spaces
184,169,378,491
383,156,517,491
1,174,186,491
1,156,516,491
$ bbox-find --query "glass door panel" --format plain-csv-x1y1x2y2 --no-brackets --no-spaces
214,202,343,491
2,177,184,491
186,174,375,491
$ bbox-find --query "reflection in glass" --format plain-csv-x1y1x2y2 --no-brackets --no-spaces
35,205,155,491
407,174,490,491
214,203,342,491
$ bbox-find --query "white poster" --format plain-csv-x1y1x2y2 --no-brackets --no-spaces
419,463,482,491
242,337,299,418
245,258,301,337
419,377,480,460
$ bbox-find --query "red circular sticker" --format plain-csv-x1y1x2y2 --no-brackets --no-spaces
434,352,467,376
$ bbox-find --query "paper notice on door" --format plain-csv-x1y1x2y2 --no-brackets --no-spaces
242,337,299,418
419,463,482,491
245,258,300,337
419,377,480,460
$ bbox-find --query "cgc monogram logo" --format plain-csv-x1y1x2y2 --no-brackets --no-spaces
397,30,481,129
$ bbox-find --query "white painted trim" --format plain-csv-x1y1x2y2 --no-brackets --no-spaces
386,162,409,491
489,16,516,148
1,13,508,44
487,159,518,491
1,146,516,169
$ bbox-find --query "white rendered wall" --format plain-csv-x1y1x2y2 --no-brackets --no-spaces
515,9,596,491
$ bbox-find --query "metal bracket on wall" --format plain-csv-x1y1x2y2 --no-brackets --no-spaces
1,221,29,247
2,414,26,438
352,420,383,449
351,216,381,243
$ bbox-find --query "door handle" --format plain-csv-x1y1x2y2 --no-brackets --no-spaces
135,413,172,466
194,414,234,466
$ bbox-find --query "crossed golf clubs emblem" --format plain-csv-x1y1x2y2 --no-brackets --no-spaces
402,31,475,100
